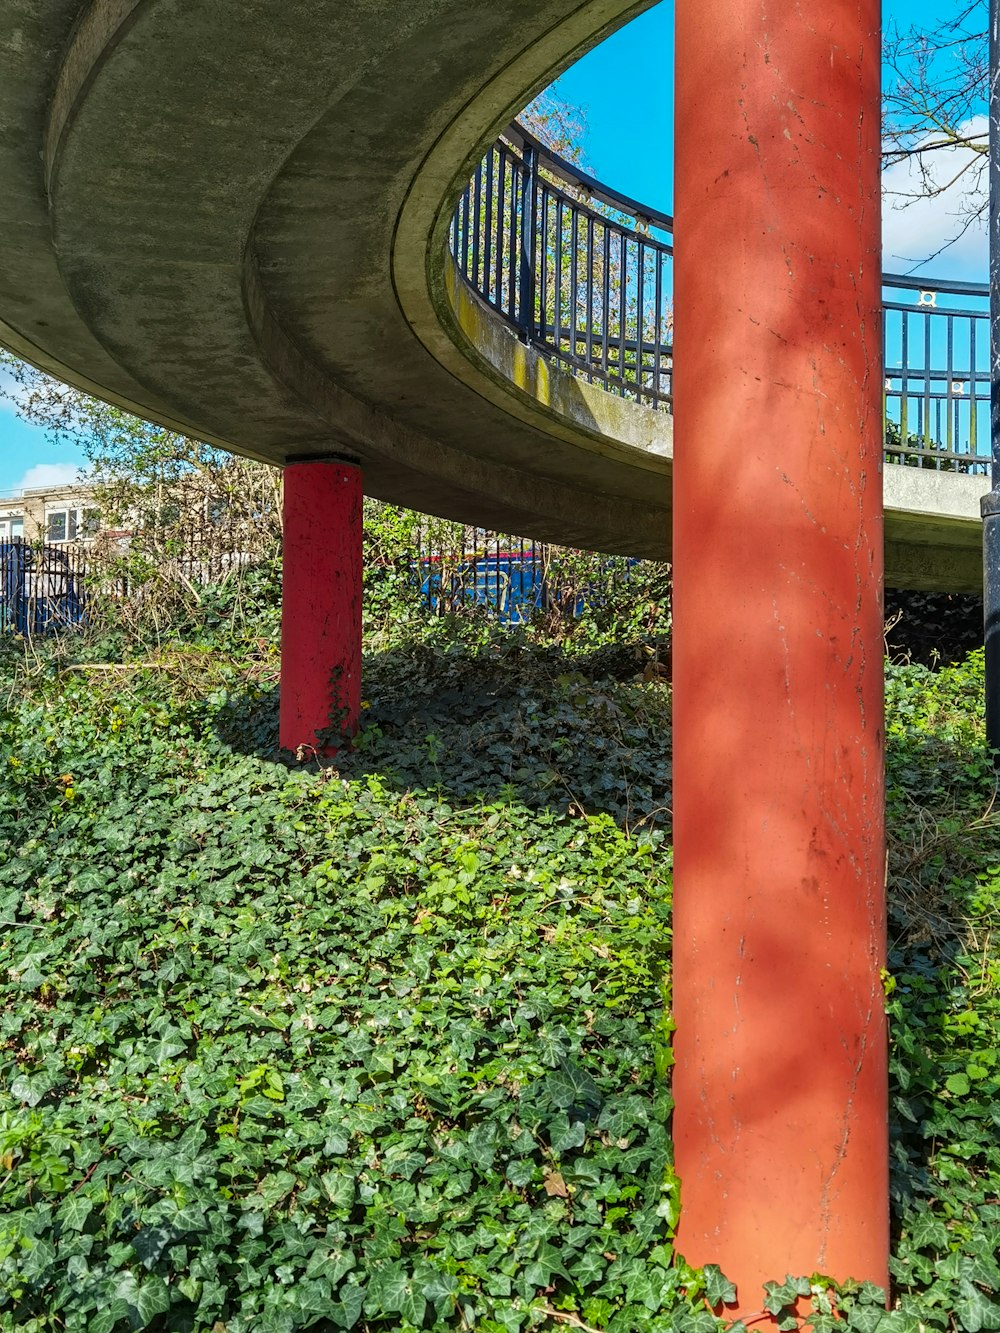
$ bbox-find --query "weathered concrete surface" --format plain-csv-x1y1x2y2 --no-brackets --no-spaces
0,0,673,559
884,466,986,593
0,0,989,585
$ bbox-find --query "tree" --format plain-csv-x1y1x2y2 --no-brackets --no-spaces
882,2,988,262
0,349,282,635
0,349,281,542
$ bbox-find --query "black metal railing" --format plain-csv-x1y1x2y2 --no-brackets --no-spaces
449,124,991,471
882,273,989,473
449,124,674,409
0,538,89,636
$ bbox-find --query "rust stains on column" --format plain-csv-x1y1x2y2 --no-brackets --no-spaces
280,459,362,755
672,0,887,1312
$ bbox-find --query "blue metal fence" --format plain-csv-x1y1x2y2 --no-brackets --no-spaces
0,539,88,636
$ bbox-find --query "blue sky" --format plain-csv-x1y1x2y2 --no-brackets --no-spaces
0,395,85,496
0,0,985,494
552,0,972,207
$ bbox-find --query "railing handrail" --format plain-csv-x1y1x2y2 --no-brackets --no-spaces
505,121,675,234
882,271,989,297
450,122,992,472
510,122,990,298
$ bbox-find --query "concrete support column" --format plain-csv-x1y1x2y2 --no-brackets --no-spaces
672,0,887,1312
280,459,362,755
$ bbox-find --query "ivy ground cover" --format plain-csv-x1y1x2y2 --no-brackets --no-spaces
1,631,999,1332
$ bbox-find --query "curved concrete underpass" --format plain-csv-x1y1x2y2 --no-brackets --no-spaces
1,0,674,559
0,0,987,590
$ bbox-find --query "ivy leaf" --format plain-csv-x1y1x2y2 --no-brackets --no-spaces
10,1073,49,1107
148,1032,187,1066
423,1270,459,1302
324,1129,351,1155
374,1266,427,1324
329,1282,365,1330
846,1306,888,1333
132,1226,172,1268
546,1060,602,1120
907,1209,948,1252
955,1283,1000,1333
320,1171,355,1209
309,1243,356,1285
506,1159,535,1186
112,1271,171,1328
543,1169,569,1197
764,1277,812,1315
550,1115,586,1155
704,1264,737,1307
91,1300,131,1333
59,1194,94,1233
400,1283,427,1326
570,1249,606,1287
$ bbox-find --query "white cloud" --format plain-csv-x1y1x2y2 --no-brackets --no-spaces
15,462,82,492
882,116,988,281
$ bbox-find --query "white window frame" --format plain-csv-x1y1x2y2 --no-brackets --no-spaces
46,505,98,543
47,508,75,542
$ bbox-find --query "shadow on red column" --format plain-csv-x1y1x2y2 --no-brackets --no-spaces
672,0,888,1315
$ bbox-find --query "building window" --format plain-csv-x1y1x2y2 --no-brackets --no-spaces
0,516,24,540
47,508,83,542
47,510,69,542
46,507,98,542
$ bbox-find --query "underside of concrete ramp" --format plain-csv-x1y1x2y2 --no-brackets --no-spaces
0,0,987,589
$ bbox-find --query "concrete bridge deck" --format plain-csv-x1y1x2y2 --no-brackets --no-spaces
0,0,987,591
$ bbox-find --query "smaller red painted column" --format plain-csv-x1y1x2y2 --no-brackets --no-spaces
280,459,362,755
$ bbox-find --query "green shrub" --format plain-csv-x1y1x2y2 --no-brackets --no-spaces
1,620,999,1331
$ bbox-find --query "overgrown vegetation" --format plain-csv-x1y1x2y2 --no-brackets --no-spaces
1,560,1000,1332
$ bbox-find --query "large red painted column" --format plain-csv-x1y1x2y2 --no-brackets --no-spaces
672,0,887,1313
280,459,362,755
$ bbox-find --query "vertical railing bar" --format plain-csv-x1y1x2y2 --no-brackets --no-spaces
654,246,663,405
483,146,495,304
928,306,938,458
900,312,909,443
946,313,955,460
507,151,519,320
471,159,482,292
460,173,471,280
494,145,506,313
637,239,646,403
618,229,628,396
555,196,564,365
570,198,580,368
971,313,980,457
601,222,611,389
539,185,549,343
518,143,538,339
586,216,595,380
